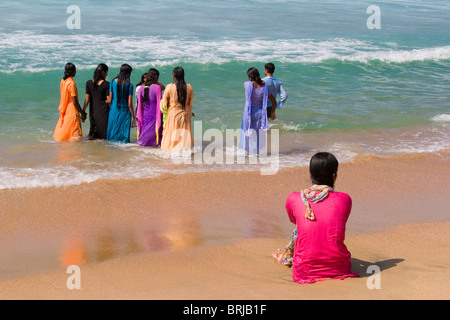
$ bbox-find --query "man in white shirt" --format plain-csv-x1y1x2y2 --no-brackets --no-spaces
262,63,288,120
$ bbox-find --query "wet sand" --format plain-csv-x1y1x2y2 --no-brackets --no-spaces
0,152,449,299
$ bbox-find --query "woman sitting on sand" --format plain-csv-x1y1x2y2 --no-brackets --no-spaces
239,67,277,155
106,64,136,143
273,152,359,284
53,63,87,142
160,66,194,151
136,69,163,147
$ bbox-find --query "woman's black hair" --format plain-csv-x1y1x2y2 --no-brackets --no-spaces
146,69,159,86
63,63,76,80
309,152,339,188
247,67,263,86
93,63,108,85
136,73,147,87
148,68,160,78
142,69,159,103
173,66,187,111
116,64,133,102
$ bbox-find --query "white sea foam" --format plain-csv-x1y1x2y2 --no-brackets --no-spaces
0,163,171,190
431,114,450,122
2,124,448,190
1,31,450,73
341,46,450,63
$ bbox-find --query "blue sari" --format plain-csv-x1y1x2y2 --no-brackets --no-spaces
106,79,134,143
239,81,269,155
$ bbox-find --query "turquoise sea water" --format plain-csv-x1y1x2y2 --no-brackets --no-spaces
0,0,449,189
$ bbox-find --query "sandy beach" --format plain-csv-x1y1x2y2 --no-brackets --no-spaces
0,151,449,300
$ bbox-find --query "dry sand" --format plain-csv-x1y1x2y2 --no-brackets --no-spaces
0,152,449,300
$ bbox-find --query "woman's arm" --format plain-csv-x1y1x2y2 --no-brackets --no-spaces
161,83,171,111
128,94,136,128
73,96,87,122
157,81,165,91
106,92,112,106
286,193,298,225
106,80,114,105
268,94,277,120
188,84,194,116
82,94,90,113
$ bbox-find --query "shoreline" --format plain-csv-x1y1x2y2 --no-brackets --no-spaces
0,151,449,299
1,120,449,191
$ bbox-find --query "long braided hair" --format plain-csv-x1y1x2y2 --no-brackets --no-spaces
247,67,263,86
116,64,133,103
173,66,187,111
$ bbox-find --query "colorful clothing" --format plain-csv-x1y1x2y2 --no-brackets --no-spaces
301,184,334,221
106,79,134,143
278,186,359,284
136,84,163,147
53,77,83,142
135,84,144,139
273,185,334,267
85,80,110,140
272,229,298,268
239,81,269,155
160,83,194,151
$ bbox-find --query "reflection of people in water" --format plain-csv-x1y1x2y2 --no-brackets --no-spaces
94,230,143,262
60,238,87,267
59,217,202,266
145,216,201,251
53,143,83,164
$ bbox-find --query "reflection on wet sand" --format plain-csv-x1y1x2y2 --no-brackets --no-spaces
52,143,83,164
57,211,285,271
59,215,203,265
92,229,147,262
158,216,202,251
60,238,87,267
94,231,119,262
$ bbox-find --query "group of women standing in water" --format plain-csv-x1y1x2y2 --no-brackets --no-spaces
54,62,274,155
54,62,194,152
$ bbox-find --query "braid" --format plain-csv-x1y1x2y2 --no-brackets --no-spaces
172,67,187,111
247,67,263,85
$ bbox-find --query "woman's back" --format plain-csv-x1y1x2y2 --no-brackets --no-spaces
143,85,158,106
59,77,77,114
137,84,162,147
165,83,193,112
250,86,265,107
86,80,109,104
110,79,133,108
160,81,194,151
286,191,357,284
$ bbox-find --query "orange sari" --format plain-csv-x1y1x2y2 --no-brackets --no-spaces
53,77,83,142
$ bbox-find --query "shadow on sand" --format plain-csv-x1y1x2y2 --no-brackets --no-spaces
351,258,405,277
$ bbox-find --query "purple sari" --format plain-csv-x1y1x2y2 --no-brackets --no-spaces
136,85,163,147
239,81,269,154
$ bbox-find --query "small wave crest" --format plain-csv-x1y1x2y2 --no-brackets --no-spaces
1,32,450,73
431,114,450,122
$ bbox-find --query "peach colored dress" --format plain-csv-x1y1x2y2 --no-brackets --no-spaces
53,77,83,142
160,83,194,151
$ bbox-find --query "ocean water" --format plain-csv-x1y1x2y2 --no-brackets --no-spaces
0,0,449,189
